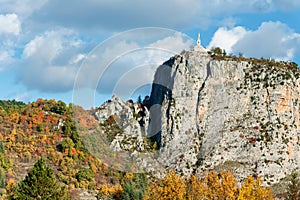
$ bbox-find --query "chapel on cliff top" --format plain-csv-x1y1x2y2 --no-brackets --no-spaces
194,33,208,53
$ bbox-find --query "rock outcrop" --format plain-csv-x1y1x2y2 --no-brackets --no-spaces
95,49,300,186
95,95,149,152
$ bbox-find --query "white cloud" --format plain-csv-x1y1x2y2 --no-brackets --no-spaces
27,0,300,32
69,54,86,65
233,21,300,60
0,14,21,35
31,0,199,30
4,92,30,102
0,0,47,18
0,51,10,62
208,26,247,53
73,31,193,106
1,0,300,35
1,0,300,101
270,0,300,11
23,29,75,60
18,29,90,92
199,0,300,14
208,21,300,61
149,32,193,53
102,33,193,97
0,49,15,70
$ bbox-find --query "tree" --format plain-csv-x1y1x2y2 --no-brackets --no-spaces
0,140,4,154
144,171,274,200
50,100,67,115
212,47,223,55
0,100,26,115
287,172,300,200
238,176,273,200
196,171,237,200
62,116,85,151
11,157,71,200
61,138,75,153
0,168,5,188
75,168,94,182
0,153,12,170
62,117,75,137
97,184,123,200
143,171,186,200
122,180,142,200
137,96,142,104
186,174,209,200
75,168,95,189
121,173,147,200
218,171,238,199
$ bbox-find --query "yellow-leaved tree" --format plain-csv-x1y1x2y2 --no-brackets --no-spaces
238,176,273,200
191,171,238,200
143,171,186,200
186,174,209,200
144,170,274,200
97,183,124,199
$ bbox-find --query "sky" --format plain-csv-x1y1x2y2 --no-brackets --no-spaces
1,0,300,108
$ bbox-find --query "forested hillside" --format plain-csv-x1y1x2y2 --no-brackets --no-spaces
0,99,297,199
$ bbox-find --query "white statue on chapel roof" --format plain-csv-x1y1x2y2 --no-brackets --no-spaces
194,32,208,53
197,33,201,46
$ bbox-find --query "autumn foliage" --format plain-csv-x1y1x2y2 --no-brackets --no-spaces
143,171,186,200
0,99,119,198
238,176,274,200
0,99,281,199
143,171,273,200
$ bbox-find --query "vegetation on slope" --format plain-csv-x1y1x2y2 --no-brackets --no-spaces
0,98,298,199
10,157,71,199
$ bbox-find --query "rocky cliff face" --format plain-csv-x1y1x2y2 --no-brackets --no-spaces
95,49,300,186
95,95,149,152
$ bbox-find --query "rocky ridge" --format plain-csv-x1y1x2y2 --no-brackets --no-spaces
95,49,300,187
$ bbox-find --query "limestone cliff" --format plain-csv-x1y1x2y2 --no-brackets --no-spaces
95,49,300,186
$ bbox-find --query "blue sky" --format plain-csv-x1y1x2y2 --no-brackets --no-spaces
1,0,300,108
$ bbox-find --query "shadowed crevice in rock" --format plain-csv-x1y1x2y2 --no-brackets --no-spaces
148,60,175,149
195,61,212,165
148,55,191,149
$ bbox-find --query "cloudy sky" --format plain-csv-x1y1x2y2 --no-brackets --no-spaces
1,0,300,107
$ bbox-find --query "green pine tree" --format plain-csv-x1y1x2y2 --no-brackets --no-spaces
137,95,142,104
0,168,5,189
0,140,4,154
121,173,147,200
10,157,71,200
